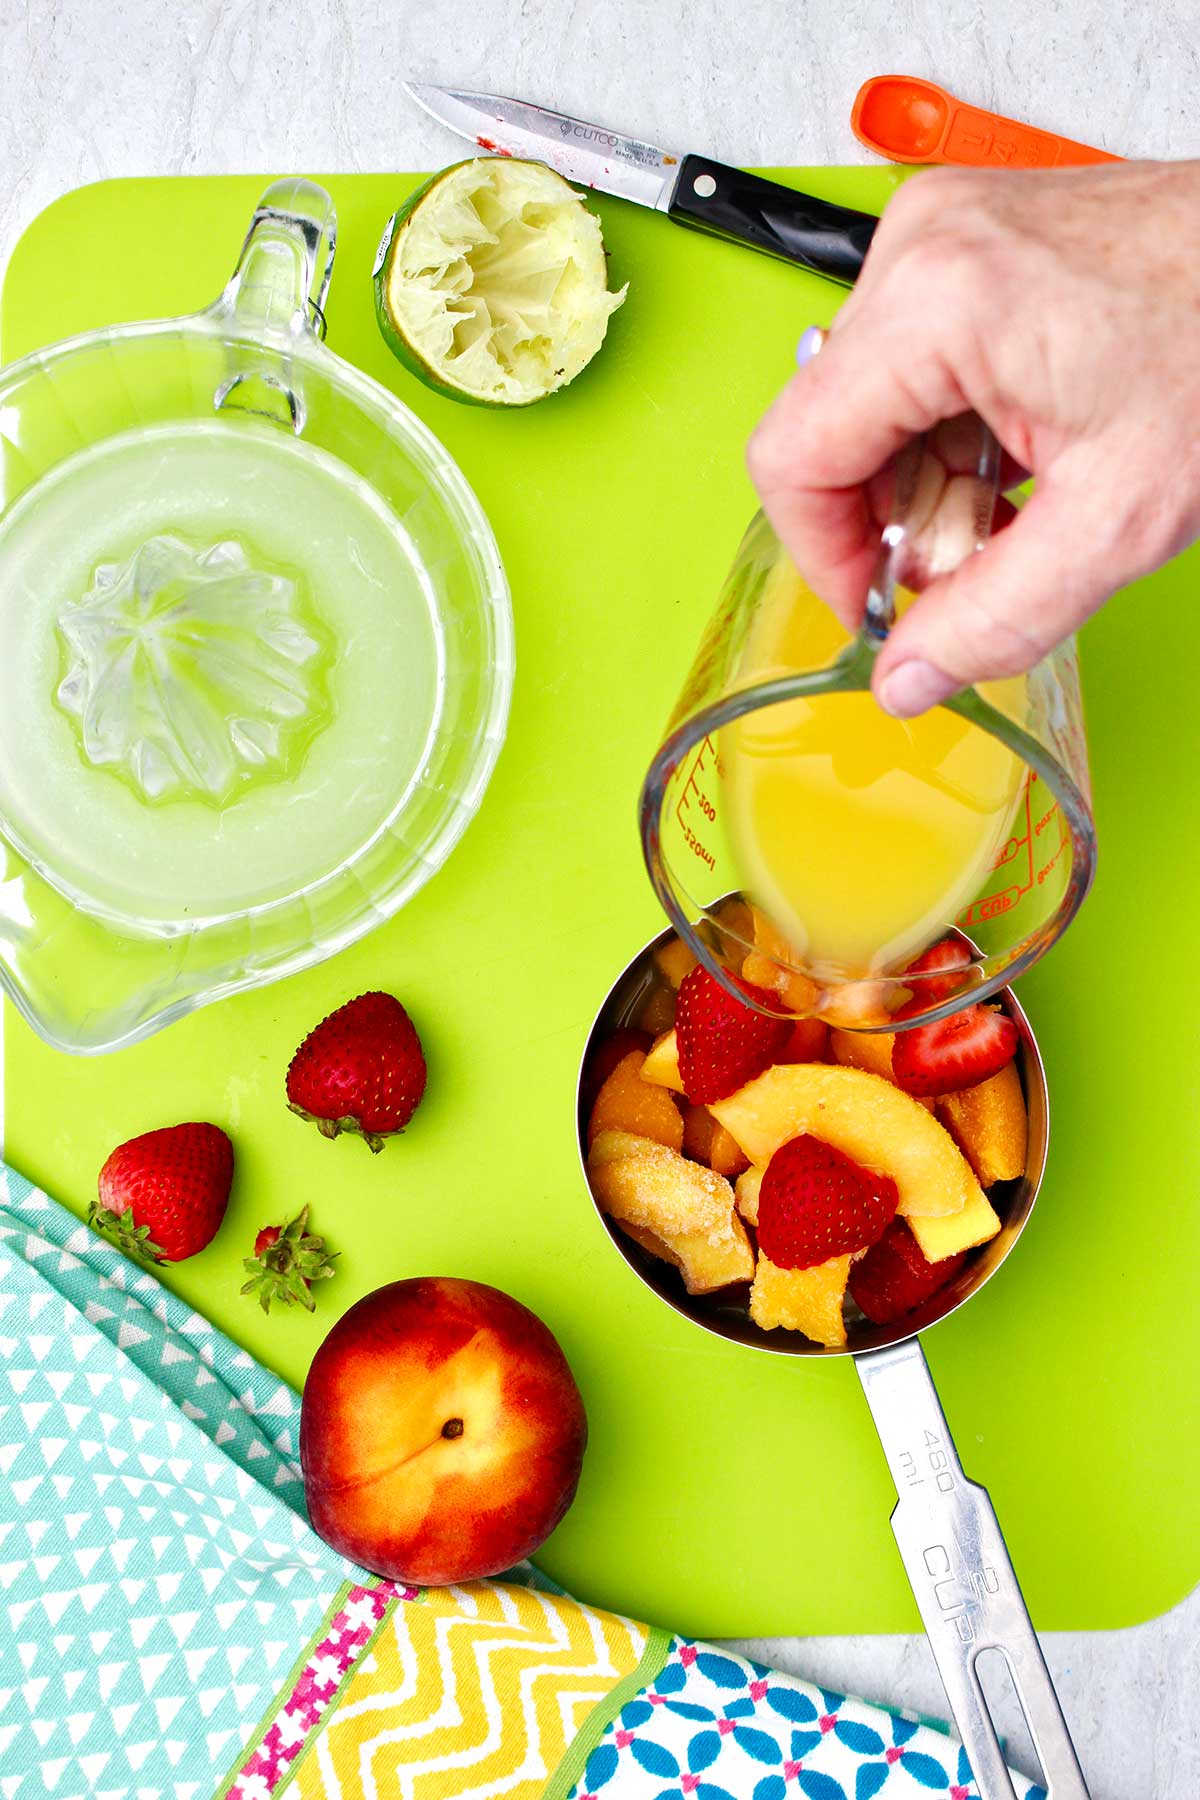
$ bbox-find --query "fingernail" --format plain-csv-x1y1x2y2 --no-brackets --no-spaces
876,659,958,718
795,324,826,368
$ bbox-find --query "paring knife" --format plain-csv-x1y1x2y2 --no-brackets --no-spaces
406,83,879,286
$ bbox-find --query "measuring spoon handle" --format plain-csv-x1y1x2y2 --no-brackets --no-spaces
856,1337,1090,1800
851,75,1121,170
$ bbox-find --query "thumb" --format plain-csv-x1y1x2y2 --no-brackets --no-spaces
871,481,1120,716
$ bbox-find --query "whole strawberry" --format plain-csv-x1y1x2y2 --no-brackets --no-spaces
90,1123,233,1264
757,1133,897,1269
676,966,790,1105
286,991,427,1152
241,1207,337,1314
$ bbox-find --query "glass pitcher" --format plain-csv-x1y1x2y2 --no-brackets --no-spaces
0,180,513,1054
641,417,1095,1029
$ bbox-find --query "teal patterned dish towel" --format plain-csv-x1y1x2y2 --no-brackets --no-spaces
0,1163,1046,1800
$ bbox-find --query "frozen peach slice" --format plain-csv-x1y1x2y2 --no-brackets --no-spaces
636,985,677,1035
749,1252,851,1345
640,1029,684,1093
682,1104,750,1177
588,1136,754,1294
716,896,755,940
710,1063,981,1219
654,935,697,990
830,1026,895,1080
589,1128,668,1167
741,908,821,1015
937,1062,1028,1187
908,1187,1001,1263
819,980,892,1030
830,1027,935,1110
588,1050,683,1152
734,1164,763,1226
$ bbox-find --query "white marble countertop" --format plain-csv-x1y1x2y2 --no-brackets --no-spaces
3,3,1198,1794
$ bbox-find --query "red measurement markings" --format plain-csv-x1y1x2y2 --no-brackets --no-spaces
957,771,1069,929
958,778,1035,928
674,736,719,870
1034,789,1070,885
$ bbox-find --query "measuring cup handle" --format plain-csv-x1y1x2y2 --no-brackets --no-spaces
855,1338,1090,1800
213,177,337,339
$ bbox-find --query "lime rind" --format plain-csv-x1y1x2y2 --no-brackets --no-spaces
374,159,627,407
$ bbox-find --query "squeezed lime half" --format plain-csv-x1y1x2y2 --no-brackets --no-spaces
374,159,627,407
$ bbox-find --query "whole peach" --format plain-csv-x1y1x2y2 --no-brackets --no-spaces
300,1277,587,1584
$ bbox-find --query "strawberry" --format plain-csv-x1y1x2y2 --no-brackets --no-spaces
580,1027,652,1115
903,934,973,1003
756,1134,898,1269
778,1017,829,1063
241,1207,337,1314
675,966,790,1104
892,1002,1018,1097
286,991,427,1152
90,1123,233,1264
848,1218,966,1324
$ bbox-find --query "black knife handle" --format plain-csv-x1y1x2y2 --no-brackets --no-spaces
668,154,878,285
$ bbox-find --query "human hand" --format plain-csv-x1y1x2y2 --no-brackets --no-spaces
746,160,1200,714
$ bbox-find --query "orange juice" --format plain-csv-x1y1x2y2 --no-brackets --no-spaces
721,557,1027,976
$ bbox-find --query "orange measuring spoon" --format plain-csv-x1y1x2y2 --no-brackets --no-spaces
851,74,1121,169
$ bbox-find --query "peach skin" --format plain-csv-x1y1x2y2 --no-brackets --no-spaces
301,1277,587,1584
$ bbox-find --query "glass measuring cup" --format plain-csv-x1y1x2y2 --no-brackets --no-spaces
579,924,1091,1800
0,179,513,1053
640,417,1095,1030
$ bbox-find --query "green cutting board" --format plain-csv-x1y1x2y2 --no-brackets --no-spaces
3,171,1197,1638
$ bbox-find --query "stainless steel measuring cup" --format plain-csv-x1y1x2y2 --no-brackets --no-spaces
578,922,1090,1800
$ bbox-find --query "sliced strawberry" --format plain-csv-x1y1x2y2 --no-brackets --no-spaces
891,1003,1018,1097
903,934,973,1003
675,966,790,1104
848,1218,966,1324
580,1027,652,1114
757,1134,898,1270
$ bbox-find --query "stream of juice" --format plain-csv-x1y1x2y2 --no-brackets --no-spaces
721,555,1027,976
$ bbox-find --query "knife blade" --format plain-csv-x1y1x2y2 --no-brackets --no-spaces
405,83,879,286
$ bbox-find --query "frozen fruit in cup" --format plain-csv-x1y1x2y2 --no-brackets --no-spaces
711,1062,984,1220
891,1003,1018,1097
750,1254,852,1344
587,1048,684,1152
849,1221,968,1326
588,1132,755,1294
755,1135,897,1270
580,934,1029,1348
675,965,790,1104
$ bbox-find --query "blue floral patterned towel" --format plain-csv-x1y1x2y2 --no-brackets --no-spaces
0,1163,1044,1800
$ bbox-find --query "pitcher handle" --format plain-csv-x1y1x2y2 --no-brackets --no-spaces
206,180,337,430
211,177,337,339
856,1337,1090,1800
